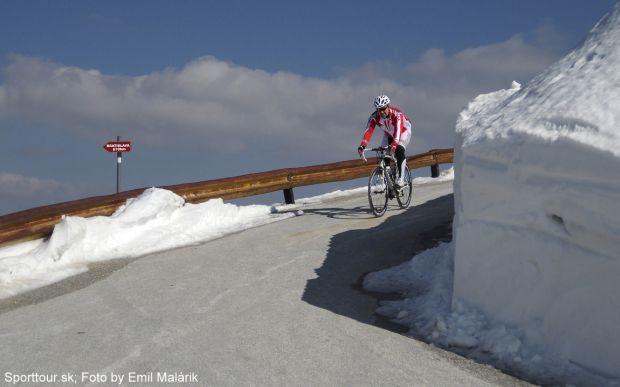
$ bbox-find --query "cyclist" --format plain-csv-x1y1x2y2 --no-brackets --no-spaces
357,94,413,187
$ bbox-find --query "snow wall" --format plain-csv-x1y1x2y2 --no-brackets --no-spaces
453,4,620,378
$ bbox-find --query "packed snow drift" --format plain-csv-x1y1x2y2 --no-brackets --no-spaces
364,242,617,386
452,3,620,380
0,188,294,299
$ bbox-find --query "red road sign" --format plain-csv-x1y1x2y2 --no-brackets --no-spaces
103,141,132,153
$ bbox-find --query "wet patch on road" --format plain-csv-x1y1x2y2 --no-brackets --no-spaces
0,257,137,315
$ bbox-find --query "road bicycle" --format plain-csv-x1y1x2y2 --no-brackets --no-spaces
361,147,412,217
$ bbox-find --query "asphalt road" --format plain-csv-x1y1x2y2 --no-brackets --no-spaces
0,181,530,386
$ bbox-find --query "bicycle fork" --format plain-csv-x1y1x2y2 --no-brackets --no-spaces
384,166,396,198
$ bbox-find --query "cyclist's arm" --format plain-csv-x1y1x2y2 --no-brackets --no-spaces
389,113,404,151
360,115,377,148
394,113,403,144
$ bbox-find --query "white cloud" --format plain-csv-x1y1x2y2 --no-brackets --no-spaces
406,35,558,89
0,33,561,158
0,171,72,198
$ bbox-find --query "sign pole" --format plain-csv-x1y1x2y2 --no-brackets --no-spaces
103,138,131,194
116,135,121,193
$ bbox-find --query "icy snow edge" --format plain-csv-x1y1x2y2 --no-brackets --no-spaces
457,2,620,156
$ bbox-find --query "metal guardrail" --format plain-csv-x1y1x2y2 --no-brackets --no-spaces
0,148,453,247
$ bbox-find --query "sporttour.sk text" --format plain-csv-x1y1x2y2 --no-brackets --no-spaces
4,371,199,384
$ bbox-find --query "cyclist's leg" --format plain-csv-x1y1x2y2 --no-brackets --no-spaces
397,128,411,179
380,134,392,166
396,145,406,178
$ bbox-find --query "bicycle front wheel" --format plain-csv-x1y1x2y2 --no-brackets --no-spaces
396,165,413,209
368,167,388,217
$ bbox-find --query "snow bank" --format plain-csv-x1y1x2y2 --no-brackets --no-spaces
0,188,293,299
453,3,620,379
364,243,616,386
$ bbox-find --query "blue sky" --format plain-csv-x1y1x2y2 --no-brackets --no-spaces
0,0,616,214
1,0,614,76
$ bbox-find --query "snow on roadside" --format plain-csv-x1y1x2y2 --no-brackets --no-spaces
363,242,619,386
451,3,620,379
0,188,294,299
0,169,454,300
0,170,454,299
275,167,454,211
412,167,454,185
292,167,454,206
277,187,368,207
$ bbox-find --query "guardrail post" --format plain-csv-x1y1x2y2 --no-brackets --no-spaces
283,188,295,204
431,164,440,178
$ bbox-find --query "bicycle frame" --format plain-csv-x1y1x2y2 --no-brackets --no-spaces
361,146,413,216
362,147,398,193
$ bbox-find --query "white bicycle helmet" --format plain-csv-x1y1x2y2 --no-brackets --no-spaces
373,94,391,109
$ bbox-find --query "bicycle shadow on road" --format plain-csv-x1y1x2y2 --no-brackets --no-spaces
301,206,375,219
301,200,413,220
302,194,454,330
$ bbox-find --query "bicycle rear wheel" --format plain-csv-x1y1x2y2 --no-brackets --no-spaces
396,165,413,208
368,167,388,217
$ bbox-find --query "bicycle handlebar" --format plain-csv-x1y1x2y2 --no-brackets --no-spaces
360,146,396,163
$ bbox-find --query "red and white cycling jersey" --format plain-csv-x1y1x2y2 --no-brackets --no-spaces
360,106,413,149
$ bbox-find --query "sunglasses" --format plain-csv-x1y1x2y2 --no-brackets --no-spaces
377,106,389,113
